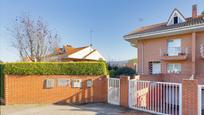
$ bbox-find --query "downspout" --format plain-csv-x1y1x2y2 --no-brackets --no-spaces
191,32,196,79
141,40,144,75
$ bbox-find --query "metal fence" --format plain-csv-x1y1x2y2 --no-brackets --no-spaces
108,78,120,105
129,80,182,115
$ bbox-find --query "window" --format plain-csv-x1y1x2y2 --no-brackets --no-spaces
45,79,55,88
167,63,181,74
174,16,178,24
167,9,185,26
167,39,181,56
58,79,70,87
149,62,161,74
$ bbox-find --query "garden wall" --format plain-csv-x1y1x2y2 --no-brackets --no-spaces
4,75,107,105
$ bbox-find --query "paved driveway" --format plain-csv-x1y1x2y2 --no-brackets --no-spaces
0,103,151,115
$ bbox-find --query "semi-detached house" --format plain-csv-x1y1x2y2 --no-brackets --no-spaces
124,5,204,84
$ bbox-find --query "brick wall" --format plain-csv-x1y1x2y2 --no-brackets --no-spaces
119,76,129,107
135,74,191,83
182,79,198,115
135,75,162,81
4,75,107,105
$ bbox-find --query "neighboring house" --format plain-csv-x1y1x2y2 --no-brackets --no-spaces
43,45,105,62
124,5,204,83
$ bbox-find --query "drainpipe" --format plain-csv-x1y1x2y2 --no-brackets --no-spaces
141,40,144,75
191,32,196,79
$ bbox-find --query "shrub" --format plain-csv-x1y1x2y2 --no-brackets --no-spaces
108,65,135,78
0,64,4,98
109,69,117,78
3,62,108,76
116,67,135,76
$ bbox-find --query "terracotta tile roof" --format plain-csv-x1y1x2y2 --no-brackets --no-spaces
125,15,204,37
64,45,88,55
54,45,89,56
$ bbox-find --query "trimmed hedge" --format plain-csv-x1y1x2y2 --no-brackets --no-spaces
4,62,108,76
0,64,4,98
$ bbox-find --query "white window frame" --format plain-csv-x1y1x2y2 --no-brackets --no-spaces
167,9,185,26
167,39,181,56
167,63,181,74
152,62,161,74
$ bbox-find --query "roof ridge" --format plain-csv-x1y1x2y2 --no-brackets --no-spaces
125,14,204,37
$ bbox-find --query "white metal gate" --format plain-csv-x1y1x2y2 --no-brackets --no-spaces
198,85,204,115
108,78,120,105
129,80,182,115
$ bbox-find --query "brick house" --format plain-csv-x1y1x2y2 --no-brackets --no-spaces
124,5,204,113
124,5,204,84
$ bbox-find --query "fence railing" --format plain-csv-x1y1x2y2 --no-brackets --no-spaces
160,47,188,57
108,78,120,105
198,85,204,115
129,80,182,115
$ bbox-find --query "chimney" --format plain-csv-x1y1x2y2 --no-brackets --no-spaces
192,4,197,18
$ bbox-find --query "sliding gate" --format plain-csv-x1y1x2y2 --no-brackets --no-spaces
129,80,182,115
108,78,120,105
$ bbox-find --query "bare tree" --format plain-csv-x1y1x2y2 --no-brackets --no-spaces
9,15,60,62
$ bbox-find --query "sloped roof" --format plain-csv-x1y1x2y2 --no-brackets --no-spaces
55,45,89,56
125,15,204,37
64,45,89,55
56,45,105,61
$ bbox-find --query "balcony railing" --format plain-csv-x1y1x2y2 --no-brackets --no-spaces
200,45,204,59
160,47,188,61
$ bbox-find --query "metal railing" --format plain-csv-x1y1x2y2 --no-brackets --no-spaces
108,78,120,105
160,47,188,57
198,85,204,115
129,80,182,115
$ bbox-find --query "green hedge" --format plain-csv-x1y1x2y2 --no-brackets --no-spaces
4,62,108,76
0,64,4,98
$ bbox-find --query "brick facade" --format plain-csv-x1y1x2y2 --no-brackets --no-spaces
136,32,204,83
119,76,129,107
182,79,198,115
4,75,107,105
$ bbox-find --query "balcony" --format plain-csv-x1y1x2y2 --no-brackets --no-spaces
200,45,204,59
160,47,188,61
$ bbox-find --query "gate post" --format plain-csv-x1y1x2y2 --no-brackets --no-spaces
182,79,198,115
120,76,130,107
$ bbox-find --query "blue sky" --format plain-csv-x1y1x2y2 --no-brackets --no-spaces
0,0,204,62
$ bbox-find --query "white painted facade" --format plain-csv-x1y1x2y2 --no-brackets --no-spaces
167,9,186,26
85,50,105,60
68,46,105,61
